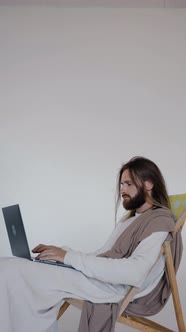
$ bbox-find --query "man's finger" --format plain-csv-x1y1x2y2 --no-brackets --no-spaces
32,244,49,253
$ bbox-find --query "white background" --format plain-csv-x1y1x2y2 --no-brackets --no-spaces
0,6,185,331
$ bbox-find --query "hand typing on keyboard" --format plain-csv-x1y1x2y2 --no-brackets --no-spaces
32,244,67,263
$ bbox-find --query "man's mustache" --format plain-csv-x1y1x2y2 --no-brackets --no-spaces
122,194,130,199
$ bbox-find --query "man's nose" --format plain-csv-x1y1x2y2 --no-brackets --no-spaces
121,186,127,195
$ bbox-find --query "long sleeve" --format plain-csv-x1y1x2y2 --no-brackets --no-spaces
64,231,168,287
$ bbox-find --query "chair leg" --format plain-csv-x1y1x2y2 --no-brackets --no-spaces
164,241,186,332
57,301,70,320
118,314,175,332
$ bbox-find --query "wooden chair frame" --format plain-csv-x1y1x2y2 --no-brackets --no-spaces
57,210,186,332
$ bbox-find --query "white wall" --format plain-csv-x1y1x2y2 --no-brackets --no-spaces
0,7,185,331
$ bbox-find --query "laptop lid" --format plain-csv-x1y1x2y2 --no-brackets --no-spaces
2,204,32,260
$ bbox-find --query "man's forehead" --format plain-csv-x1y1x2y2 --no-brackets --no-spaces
121,169,143,187
121,169,132,181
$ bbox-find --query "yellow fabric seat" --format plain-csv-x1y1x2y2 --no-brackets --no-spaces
169,193,186,220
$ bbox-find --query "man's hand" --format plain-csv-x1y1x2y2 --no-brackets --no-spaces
32,244,67,263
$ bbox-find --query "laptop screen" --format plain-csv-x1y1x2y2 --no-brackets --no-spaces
2,204,32,260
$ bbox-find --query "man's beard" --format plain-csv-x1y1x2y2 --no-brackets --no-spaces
122,189,146,210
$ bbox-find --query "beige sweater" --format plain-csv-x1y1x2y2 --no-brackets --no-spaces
78,207,183,332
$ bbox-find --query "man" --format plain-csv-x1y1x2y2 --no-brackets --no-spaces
0,156,182,332
33,156,170,263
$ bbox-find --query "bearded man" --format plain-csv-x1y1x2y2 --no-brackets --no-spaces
0,156,182,332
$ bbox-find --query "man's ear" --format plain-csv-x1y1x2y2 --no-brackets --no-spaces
144,180,154,192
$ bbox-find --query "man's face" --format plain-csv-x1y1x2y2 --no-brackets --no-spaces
120,169,146,210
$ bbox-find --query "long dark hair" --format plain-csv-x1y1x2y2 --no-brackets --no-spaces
115,156,170,220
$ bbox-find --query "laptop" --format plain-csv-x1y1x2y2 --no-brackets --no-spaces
2,204,74,269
